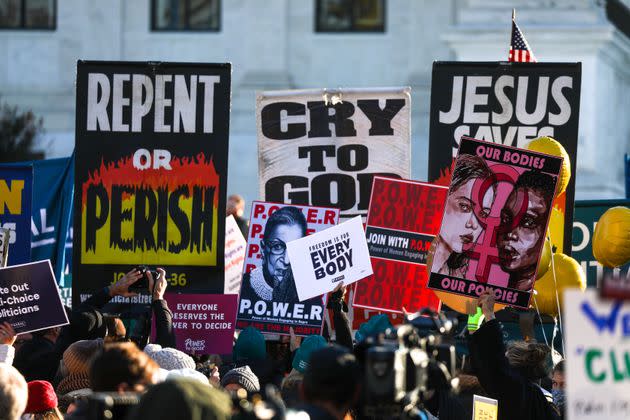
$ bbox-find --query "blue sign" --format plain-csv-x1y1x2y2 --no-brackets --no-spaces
29,156,74,287
0,165,33,266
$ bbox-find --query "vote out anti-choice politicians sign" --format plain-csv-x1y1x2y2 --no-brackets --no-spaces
287,216,373,302
0,260,69,334
353,177,447,314
565,288,630,420
155,293,237,355
236,202,339,336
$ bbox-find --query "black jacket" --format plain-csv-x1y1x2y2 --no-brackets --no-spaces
468,319,561,420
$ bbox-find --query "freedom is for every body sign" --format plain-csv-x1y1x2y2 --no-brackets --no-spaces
257,87,410,221
565,289,630,419
288,216,373,302
237,202,339,336
353,178,446,313
74,61,230,306
0,165,33,266
428,137,561,308
428,62,581,255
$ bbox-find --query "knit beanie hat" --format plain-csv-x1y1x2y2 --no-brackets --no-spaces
144,344,196,371
127,378,232,420
166,368,210,386
355,314,392,342
63,339,104,375
25,380,58,413
292,335,327,373
220,365,260,393
233,327,266,361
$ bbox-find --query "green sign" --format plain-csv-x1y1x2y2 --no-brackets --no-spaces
572,200,630,287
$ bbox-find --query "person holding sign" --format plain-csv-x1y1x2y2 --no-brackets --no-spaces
433,155,495,278
240,206,305,303
469,290,561,420
497,171,555,291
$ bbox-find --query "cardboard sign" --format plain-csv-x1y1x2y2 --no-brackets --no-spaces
565,288,630,419
428,137,561,308
237,202,339,336
224,215,246,294
473,395,498,420
572,199,630,289
0,260,69,334
353,177,446,313
73,61,231,307
158,293,237,355
0,165,33,266
428,62,581,256
257,87,411,221
288,216,372,302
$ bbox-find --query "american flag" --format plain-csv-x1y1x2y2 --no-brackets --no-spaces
508,11,537,63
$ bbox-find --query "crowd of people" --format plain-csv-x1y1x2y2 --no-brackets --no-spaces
0,261,567,420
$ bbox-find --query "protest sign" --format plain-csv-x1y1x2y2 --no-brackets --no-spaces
157,293,237,355
73,61,231,307
429,62,581,255
0,260,69,334
0,165,33,266
353,177,446,313
288,216,372,302
257,87,411,221
29,157,74,288
473,395,498,420
0,228,8,267
427,137,561,308
573,200,630,289
224,215,246,294
565,288,630,419
237,201,339,336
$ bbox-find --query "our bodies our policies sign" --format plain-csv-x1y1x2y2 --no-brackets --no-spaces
73,61,231,306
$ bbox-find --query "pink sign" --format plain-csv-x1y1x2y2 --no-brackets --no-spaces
158,293,238,355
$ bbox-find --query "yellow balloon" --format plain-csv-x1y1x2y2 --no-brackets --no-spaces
526,136,571,197
533,253,586,317
536,236,552,280
426,238,505,314
593,206,630,267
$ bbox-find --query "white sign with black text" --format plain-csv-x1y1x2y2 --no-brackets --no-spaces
287,216,372,301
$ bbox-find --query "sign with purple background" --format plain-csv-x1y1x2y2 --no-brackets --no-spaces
157,293,237,355
0,260,69,334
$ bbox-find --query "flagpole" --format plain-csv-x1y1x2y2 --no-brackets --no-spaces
512,8,516,21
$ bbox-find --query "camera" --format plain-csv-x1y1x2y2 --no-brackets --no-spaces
355,309,460,419
86,392,140,420
129,265,157,291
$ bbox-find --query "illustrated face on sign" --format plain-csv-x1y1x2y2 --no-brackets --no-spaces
498,172,554,285
261,223,304,287
442,177,494,254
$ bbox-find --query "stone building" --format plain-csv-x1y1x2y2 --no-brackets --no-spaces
0,0,628,203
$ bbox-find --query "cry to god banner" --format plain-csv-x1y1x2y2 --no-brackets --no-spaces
74,61,231,306
427,137,561,308
428,62,581,254
0,166,33,266
257,88,411,221
354,177,447,314
237,201,339,336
